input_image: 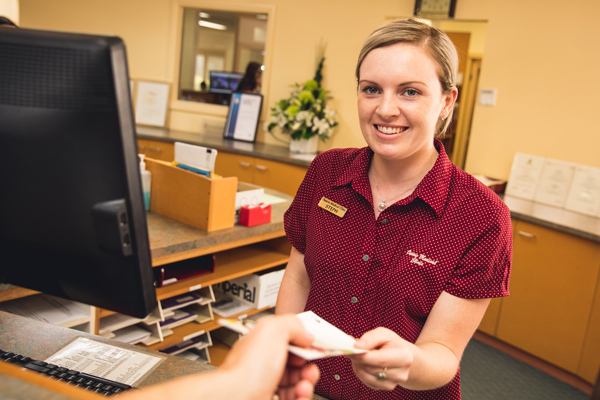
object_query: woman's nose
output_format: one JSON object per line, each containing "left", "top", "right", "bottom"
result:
{"left": 376, "top": 93, "right": 400, "bottom": 119}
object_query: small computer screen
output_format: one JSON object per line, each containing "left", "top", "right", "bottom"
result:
{"left": 209, "top": 71, "right": 244, "bottom": 94}
{"left": 0, "top": 28, "right": 157, "bottom": 318}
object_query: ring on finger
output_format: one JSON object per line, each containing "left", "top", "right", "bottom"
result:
{"left": 375, "top": 367, "right": 387, "bottom": 380}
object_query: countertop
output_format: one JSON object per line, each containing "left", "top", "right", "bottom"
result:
{"left": 137, "top": 126, "right": 315, "bottom": 168}
{"left": 0, "top": 311, "right": 328, "bottom": 400}
{"left": 0, "top": 311, "right": 214, "bottom": 393}
{"left": 504, "top": 195, "right": 600, "bottom": 244}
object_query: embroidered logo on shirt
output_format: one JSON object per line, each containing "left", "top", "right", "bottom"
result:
{"left": 406, "top": 250, "right": 439, "bottom": 266}
{"left": 318, "top": 197, "right": 347, "bottom": 218}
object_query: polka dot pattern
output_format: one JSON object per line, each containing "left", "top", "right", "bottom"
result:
{"left": 284, "top": 140, "right": 513, "bottom": 400}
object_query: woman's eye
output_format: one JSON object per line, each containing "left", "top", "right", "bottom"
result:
{"left": 362, "top": 86, "right": 380, "bottom": 95}
{"left": 404, "top": 89, "right": 419, "bottom": 97}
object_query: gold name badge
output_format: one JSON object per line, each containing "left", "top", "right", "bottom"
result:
{"left": 318, "top": 197, "right": 347, "bottom": 218}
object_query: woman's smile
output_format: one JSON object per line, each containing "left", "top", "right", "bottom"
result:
{"left": 374, "top": 124, "right": 409, "bottom": 135}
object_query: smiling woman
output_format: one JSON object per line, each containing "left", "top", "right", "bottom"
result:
{"left": 276, "top": 18, "right": 512, "bottom": 400}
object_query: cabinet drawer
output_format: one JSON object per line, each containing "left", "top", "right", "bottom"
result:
{"left": 496, "top": 220, "right": 600, "bottom": 373}
{"left": 253, "top": 158, "right": 307, "bottom": 197}
{"left": 214, "top": 151, "right": 308, "bottom": 197}
{"left": 214, "top": 152, "right": 255, "bottom": 183}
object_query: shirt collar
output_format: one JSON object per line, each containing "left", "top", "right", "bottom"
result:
{"left": 333, "top": 139, "right": 453, "bottom": 218}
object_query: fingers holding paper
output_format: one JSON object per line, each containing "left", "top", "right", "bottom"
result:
{"left": 349, "top": 327, "right": 414, "bottom": 391}
{"left": 220, "top": 314, "right": 319, "bottom": 400}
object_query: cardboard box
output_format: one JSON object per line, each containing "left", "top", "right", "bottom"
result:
{"left": 145, "top": 158, "right": 237, "bottom": 232}
{"left": 215, "top": 265, "right": 285, "bottom": 310}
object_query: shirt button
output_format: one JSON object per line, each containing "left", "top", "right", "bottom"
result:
{"left": 334, "top": 374, "right": 341, "bottom": 381}
{"left": 362, "top": 254, "right": 369, "bottom": 262}
{"left": 351, "top": 296, "right": 358, "bottom": 304}
{"left": 381, "top": 218, "right": 389, "bottom": 225}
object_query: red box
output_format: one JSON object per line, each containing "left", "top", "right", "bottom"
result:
{"left": 239, "top": 203, "right": 271, "bottom": 227}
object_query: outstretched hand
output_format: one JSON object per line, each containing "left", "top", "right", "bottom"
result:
{"left": 348, "top": 327, "right": 414, "bottom": 391}
{"left": 220, "top": 314, "right": 320, "bottom": 400}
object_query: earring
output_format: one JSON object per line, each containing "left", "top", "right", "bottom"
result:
{"left": 440, "top": 115, "right": 447, "bottom": 121}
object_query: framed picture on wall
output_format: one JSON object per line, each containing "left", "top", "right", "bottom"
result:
{"left": 135, "top": 81, "right": 170, "bottom": 127}
{"left": 223, "top": 92, "right": 263, "bottom": 143}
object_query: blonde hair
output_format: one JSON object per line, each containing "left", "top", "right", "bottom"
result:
{"left": 356, "top": 19, "right": 458, "bottom": 137}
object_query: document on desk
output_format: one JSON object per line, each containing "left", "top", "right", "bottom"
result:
{"left": 505, "top": 153, "right": 546, "bottom": 200}
{"left": 533, "top": 159, "right": 577, "bottom": 208}
{"left": 45, "top": 337, "right": 166, "bottom": 386}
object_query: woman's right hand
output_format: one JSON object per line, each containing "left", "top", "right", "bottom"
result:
{"left": 348, "top": 327, "right": 414, "bottom": 391}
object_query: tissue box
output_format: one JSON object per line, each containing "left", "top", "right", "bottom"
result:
{"left": 239, "top": 203, "right": 271, "bottom": 227}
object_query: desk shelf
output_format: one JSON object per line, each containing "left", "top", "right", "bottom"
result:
{"left": 155, "top": 237, "right": 290, "bottom": 301}
{"left": 139, "top": 306, "right": 271, "bottom": 352}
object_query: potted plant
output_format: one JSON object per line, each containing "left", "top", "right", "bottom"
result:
{"left": 266, "top": 52, "right": 338, "bottom": 154}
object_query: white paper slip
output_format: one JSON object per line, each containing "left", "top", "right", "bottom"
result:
{"left": 294, "top": 311, "right": 367, "bottom": 359}
{"left": 0, "top": 293, "right": 89, "bottom": 327}
{"left": 505, "top": 153, "right": 546, "bottom": 200}
{"left": 45, "top": 337, "right": 165, "bottom": 387}
{"left": 262, "top": 193, "right": 288, "bottom": 205}
{"left": 564, "top": 165, "right": 600, "bottom": 217}
{"left": 98, "top": 313, "right": 144, "bottom": 336}
{"left": 112, "top": 325, "right": 152, "bottom": 345}
{"left": 533, "top": 159, "right": 577, "bottom": 208}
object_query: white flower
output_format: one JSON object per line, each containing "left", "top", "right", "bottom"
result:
{"left": 312, "top": 117, "right": 331, "bottom": 136}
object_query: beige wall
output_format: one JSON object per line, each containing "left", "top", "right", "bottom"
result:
{"left": 19, "top": 0, "right": 600, "bottom": 179}
{"left": 457, "top": 0, "right": 600, "bottom": 177}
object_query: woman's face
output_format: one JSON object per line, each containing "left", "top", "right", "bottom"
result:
{"left": 357, "top": 42, "right": 456, "bottom": 163}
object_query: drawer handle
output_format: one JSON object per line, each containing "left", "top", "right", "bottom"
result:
{"left": 239, "top": 162, "right": 251, "bottom": 167}
{"left": 517, "top": 231, "right": 536, "bottom": 238}
{"left": 149, "top": 147, "right": 162, "bottom": 152}
{"left": 255, "top": 165, "right": 268, "bottom": 171}
{"left": 138, "top": 145, "right": 145, "bottom": 150}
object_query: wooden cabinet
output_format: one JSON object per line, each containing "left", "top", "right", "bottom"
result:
{"left": 477, "top": 297, "right": 503, "bottom": 336}
{"left": 215, "top": 151, "right": 308, "bottom": 197}
{"left": 137, "top": 139, "right": 174, "bottom": 162}
{"left": 579, "top": 274, "right": 600, "bottom": 383}
{"left": 494, "top": 219, "right": 600, "bottom": 374}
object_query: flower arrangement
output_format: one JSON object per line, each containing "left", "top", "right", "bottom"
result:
{"left": 266, "top": 55, "right": 338, "bottom": 142}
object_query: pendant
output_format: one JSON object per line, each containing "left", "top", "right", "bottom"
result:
{"left": 377, "top": 202, "right": 387, "bottom": 212}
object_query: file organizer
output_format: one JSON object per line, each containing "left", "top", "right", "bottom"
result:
{"left": 154, "top": 255, "right": 215, "bottom": 288}
{"left": 145, "top": 158, "right": 238, "bottom": 232}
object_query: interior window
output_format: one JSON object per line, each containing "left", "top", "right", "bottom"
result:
{"left": 178, "top": 8, "right": 267, "bottom": 106}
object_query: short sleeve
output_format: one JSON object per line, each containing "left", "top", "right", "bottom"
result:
{"left": 283, "top": 154, "right": 321, "bottom": 254}
{"left": 444, "top": 201, "right": 512, "bottom": 299}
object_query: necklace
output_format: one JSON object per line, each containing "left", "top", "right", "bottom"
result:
{"left": 371, "top": 171, "right": 420, "bottom": 212}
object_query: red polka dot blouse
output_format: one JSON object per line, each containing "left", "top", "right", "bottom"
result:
{"left": 284, "top": 140, "right": 512, "bottom": 400}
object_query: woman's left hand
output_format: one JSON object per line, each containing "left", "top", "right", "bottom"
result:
{"left": 348, "top": 327, "right": 414, "bottom": 391}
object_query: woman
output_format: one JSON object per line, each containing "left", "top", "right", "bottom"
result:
{"left": 236, "top": 61, "right": 262, "bottom": 93}
{"left": 276, "top": 19, "right": 512, "bottom": 399}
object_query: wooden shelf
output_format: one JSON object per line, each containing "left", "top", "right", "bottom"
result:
{"left": 0, "top": 286, "right": 39, "bottom": 303}
{"left": 138, "top": 306, "right": 271, "bottom": 352}
{"left": 155, "top": 238, "right": 290, "bottom": 301}
{"left": 208, "top": 340, "right": 230, "bottom": 368}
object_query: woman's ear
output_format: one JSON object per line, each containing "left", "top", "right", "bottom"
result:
{"left": 442, "top": 87, "right": 458, "bottom": 117}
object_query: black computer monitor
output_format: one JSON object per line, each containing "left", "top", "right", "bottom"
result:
{"left": 209, "top": 70, "right": 244, "bottom": 94}
{"left": 0, "top": 28, "right": 157, "bottom": 318}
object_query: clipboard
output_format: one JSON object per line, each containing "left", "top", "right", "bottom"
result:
{"left": 223, "top": 92, "right": 263, "bottom": 143}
